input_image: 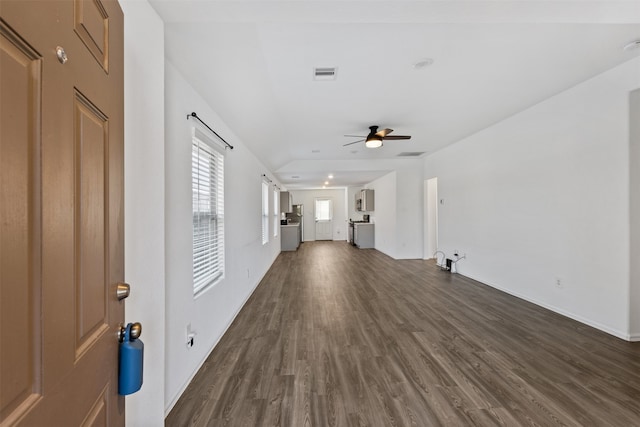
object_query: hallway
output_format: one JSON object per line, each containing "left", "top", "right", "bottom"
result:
{"left": 166, "top": 242, "right": 640, "bottom": 426}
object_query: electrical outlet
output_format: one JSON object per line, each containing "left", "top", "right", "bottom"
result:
{"left": 186, "top": 323, "right": 196, "bottom": 348}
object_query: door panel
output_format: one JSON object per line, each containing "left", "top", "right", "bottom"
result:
{"left": 75, "top": 90, "right": 110, "bottom": 359}
{"left": 0, "top": 0, "right": 124, "bottom": 425}
{"left": 74, "top": 0, "right": 110, "bottom": 71}
{"left": 314, "top": 199, "right": 333, "bottom": 240}
{"left": 0, "top": 21, "right": 43, "bottom": 423}
{"left": 81, "top": 385, "right": 109, "bottom": 427}
{"left": 315, "top": 220, "right": 332, "bottom": 240}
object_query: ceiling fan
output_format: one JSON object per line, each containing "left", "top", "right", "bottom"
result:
{"left": 343, "top": 125, "right": 412, "bottom": 148}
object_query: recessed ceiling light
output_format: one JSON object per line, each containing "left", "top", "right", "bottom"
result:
{"left": 324, "top": 181, "right": 329, "bottom": 185}
{"left": 328, "top": 174, "right": 334, "bottom": 179}
{"left": 623, "top": 40, "right": 640, "bottom": 51}
{"left": 413, "top": 58, "right": 434, "bottom": 69}
{"left": 322, "top": 186, "right": 326, "bottom": 189}
{"left": 291, "top": 175, "right": 300, "bottom": 179}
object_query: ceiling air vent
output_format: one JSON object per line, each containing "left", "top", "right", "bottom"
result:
{"left": 313, "top": 67, "right": 337, "bottom": 81}
{"left": 397, "top": 152, "right": 426, "bottom": 157}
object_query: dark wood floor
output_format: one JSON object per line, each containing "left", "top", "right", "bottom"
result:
{"left": 166, "top": 241, "right": 640, "bottom": 426}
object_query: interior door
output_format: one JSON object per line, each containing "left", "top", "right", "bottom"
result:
{"left": 0, "top": 0, "right": 125, "bottom": 425}
{"left": 314, "top": 198, "right": 333, "bottom": 240}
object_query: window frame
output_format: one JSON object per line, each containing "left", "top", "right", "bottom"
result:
{"left": 273, "top": 188, "right": 279, "bottom": 237}
{"left": 261, "top": 180, "right": 269, "bottom": 245}
{"left": 192, "top": 127, "right": 225, "bottom": 296}
{"left": 315, "top": 198, "right": 333, "bottom": 221}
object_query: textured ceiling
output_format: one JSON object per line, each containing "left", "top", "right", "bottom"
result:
{"left": 151, "top": 0, "right": 640, "bottom": 189}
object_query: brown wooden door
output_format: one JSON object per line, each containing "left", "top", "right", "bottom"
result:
{"left": 1, "top": 0, "right": 124, "bottom": 425}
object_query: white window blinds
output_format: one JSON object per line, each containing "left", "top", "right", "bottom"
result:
{"left": 192, "top": 128, "right": 225, "bottom": 295}
{"left": 262, "top": 181, "right": 269, "bottom": 244}
{"left": 273, "top": 189, "right": 278, "bottom": 237}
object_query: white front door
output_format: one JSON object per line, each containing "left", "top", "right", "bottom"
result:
{"left": 315, "top": 198, "right": 333, "bottom": 240}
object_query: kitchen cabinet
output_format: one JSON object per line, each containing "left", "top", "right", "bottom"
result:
{"left": 354, "top": 223, "right": 374, "bottom": 248}
{"left": 281, "top": 223, "right": 300, "bottom": 251}
{"left": 280, "top": 191, "right": 293, "bottom": 213}
{"left": 356, "top": 189, "right": 375, "bottom": 212}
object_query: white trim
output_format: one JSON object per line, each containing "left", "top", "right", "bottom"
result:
{"left": 191, "top": 128, "right": 225, "bottom": 296}
{"left": 261, "top": 180, "right": 269, "bottom": 245}
{"left": 164, "top": 250, "right": 279, "bottom": 415}
{"left": 460, "top": 272, "right": 634, "bottom": 342}
{"left": 193, "top": 124, "right": 226, "bottom": 154}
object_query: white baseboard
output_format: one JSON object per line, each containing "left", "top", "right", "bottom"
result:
{"left": 164, "top": 252, "right": 278, "bottom": 416}
{"left": 460, "top": 272, "right": 634, "bottom": 342}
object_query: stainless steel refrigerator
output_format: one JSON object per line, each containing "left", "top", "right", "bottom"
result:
{"left": 285, "top": 204, "right": 304, "bottom": 242}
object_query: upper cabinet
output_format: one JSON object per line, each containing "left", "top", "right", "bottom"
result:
{"left": 280, "top": 191, "right": 293, "bottom": 213}
{"left": 356, "top": 189, "right": 374, "bottom": 212}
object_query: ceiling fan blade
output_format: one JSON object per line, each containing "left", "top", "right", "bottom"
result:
{"left": 343, "top": 134, "right": 365, "bottom": 138}
{"left": 376, "top": 128, "right": 394, "bottom": 137}
{"left": 382, "top": 135, "right": 411, "bottom": 140}
{"left": 343, "top": 139, "right": 365, "bottom": 146}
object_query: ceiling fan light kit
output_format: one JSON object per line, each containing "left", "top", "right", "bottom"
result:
{"left": 365, "top": 135, "right": 383, "bottom": 148}
{"left": 344, "top": 125, "right": 412, "bottom": 148}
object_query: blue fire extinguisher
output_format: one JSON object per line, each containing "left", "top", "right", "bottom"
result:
{"left": 118, "top": 322, "right": 144, "bottom": 395}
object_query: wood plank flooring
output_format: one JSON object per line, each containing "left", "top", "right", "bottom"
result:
{"left": 166, "top": 241, "right": 640, "bottom": 426}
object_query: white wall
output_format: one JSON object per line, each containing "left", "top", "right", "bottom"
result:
{"left": 121, "top": 1, "right": 166, "bottom": 425}
{"left": 630, "top": 88, "right": 640, "bottom": 340}
{"left": 424, "top": 57, "right": 640, "bottom": 340}
{"left": 394, "top": 163, "right": 424, "bottom": 259}
{"left": 164, "top": 61, "right": 283, "bottom": 411}
{"left": 368, "top": 172, "right": 397, "bottom": 258}
{"left": 366, "top": 159, "right": 424, "bottom": 260}
{"left": 289, "top": 189, "right": 347, "bottom": 241}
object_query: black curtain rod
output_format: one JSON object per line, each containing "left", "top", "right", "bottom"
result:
{"left": 262, "top": 174, "right": 281, "bottom": 190}
{"left": 187, "top": 112, "right": 234, "bottom": 150}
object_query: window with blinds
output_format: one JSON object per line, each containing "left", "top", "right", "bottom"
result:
{"left": 273, "top": 189, "right": 278, "bottom": 237}
{"left": 192, "top": 128, "right": 225, "bottom": 295}
{"left": 262, "top": 181, "right": 269, "bottom": 244}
